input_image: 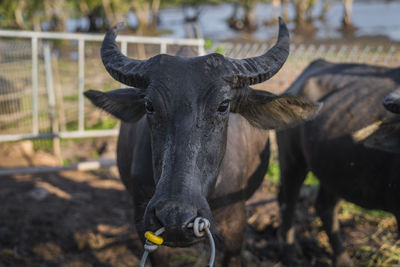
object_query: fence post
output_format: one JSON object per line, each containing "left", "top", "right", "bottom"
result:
{"left": 44, "top": 42, "right": 61, "bottom": 163}
{"left": 120, "top": 40, "right": 128, "bottom": 88}
{"left": 198, "top": 39, "right": 205, "bottom": 56}
{"left": 160, "top": 42, "right": 167, "bottom": 54}
{"left": 52, "top": 52, "right": 66, "bottom": 132}
{"left": 31, "top": 37, "right": 39, "bottom": 135}
{"left": 78, "top": 38, "right": 85, "bottom": 132}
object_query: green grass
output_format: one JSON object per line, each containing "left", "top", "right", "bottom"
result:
{"left": 205, "top": 38, "right": 225, "bottom": 55}
{"left": 63, "top": 95, "right": 78, "bottom": 102}
{"left": 214, "top": 46, "right": 225, "bottom": 55}
{"left": 304, "top": 172, "right": 319, "bottom": 187}
{"left": 339, "top": 201, "right": 393, "bottom": 219}
{"left": 62, "top": 116, "right": 118, "bottom": 132}
{"left": 65, "top": 120, "right": 78, "bottom": 131}
{"left": 87, "top": 117, "right": 119, "bottom": 130}
{"left": 32, "top": 138, "right": 54, "bottom": 152}
{"left": 204, "top": 39, "right": 213, "bottom": 50}
{"left": 170, "top": 253, "right": 198, "bottom": 264}
{"left": 265, "top": 160, "right": 319, "bottom": 187}
{"left": 265, "top": 160, "right": 280, "bottom": 183}
{"left": 87, "top": 80, "right": 120, "bottom": 92}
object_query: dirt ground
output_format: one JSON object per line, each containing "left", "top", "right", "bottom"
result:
{"left": 0, "top": 140, "right": 399, "bottom": 267}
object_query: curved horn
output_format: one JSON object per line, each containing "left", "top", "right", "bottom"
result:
{"left": 383, "top": 89, "right": 400, "bottom": 114}
{"left": 225, "top": 17, "right": 290, "bottom": 88}
{"left": 101, "top": 23, "right": 150, "bottom": 88}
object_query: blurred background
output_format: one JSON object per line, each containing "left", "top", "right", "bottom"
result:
{"left": 1, "top": 0, "right": 400, "bottom": 42}
{"left": 0, "top": 1, "right": 399, "bottom": 267}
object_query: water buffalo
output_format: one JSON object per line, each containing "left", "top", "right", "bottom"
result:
{"left": 84, "top": 19, "right": 319, "bottom": 266}
{"left": 277, "top": 59, "right": 400, "bottom": 266}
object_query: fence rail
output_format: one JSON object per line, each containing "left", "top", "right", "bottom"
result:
{"left": 0, "top": 30, "right": 205, "bottom": 142}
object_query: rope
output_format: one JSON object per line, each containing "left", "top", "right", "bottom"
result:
{"left": 187, "top": 217, "right": 215, "bottom": 267}
{"left": 140, "top": 227, "right": 165, "bottom": 267}
{"left": 140, "top": 217, "right": 215, "bottom": 267}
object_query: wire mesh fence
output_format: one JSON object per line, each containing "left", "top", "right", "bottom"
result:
{"left": 0, "top": 39, "right": 32, "bottom": 135}
{"left": 0, "top": 31, "right": 204, "bottom": 142}
{"left": 0, "top": 30, "right": 398, "bottom": 142}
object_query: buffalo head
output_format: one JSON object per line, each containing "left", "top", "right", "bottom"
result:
{"left": 354, "top": 88, "right": 400, "bottom": 153}
{"left": 85, "top": 18, "right": 320, "bottom": 247}
{"left": 384, "top": 88, "right": 400, "bottom": 114}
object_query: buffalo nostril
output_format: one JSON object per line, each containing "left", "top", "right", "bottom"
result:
{"left": 154, "top": 203, "right": 197, "bottom": 232}
{"left": 152, "top": 207, "right": 197, "bottom": 245}
{"left": 144, "top": 207, "right": 163, "bottom": 230}
{"left": 155, "top": 209, "right": 196, "bottom": 229}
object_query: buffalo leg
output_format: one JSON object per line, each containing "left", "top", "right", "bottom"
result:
{"left": 315, "top": 187, "right": 353, "bottom": 267}
{"left": 277, "top": 163, "right": 308, "bottom": 266}
{"left": 216, "top": 201, "right": 247, "bottom": 267}
{"left": 395, "top": 213, "right": 400, "bottom": 239}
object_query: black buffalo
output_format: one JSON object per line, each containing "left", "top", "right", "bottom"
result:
{"left": 85, "top": 19, "right": 319, "bottom": 266}
{"left": 277, "top": 59, "right": 400, "bottom": 266}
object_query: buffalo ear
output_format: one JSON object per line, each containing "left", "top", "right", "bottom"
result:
{"left": 84, "top": 88, "right": 145, "bottom": 122}
{"left": 232, "top": 89, "right": 322, "bottom": 130}
{"left": 354, "top": 117, "right": 400, "bottom": 154}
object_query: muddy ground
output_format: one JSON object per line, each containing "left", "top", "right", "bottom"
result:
{"left": 0, "top": 140, "right": 399, "bottom": 267}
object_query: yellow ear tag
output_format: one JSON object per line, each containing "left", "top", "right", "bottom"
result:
{"left": 145, "top": 231, "right": 164, "bottom": 245}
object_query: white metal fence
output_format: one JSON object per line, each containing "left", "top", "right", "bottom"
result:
{"left": 0, "top": 30, "right": 205, "bottom": 142}
{"left": 0, "top": 29, "right": 399, "bottom": 143}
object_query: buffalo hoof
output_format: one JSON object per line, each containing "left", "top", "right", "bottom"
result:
{"left": 335, "top": 251, "right": 354, "bottom": 267}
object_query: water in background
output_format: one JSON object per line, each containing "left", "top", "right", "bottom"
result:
{"left": 154, "top": 1, "right": 400, "bottom": 42}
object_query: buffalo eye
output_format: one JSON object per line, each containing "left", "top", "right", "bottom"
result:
{"left": 145, "top": 100, "right": 154, "bottom": 114}
{"left": 217, "top": 100, "right": 230, "bottom": 114}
